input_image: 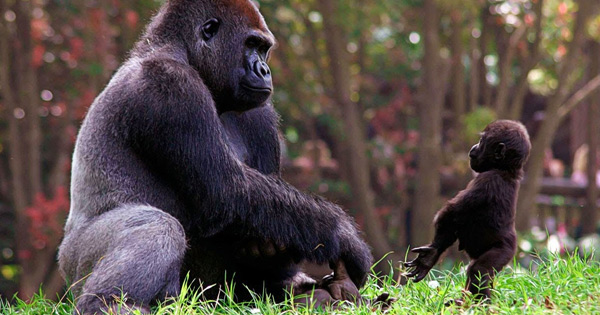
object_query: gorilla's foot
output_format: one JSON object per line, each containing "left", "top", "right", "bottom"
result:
{"left": 293, "top": 288, "right": 335, "bottom": 310}
{"left": 106, "top": 301, "right": 151, "bottom": 315}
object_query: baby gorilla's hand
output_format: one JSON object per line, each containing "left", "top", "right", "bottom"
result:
{"left": 403, "top": 246, "right": 439, "bottom": 282}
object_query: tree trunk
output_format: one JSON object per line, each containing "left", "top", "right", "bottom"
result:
{"left": 480, "top": 7, "right": 492, "bottom": 107}
{"left": 450, "top": 10, "right": 466, "bottom": 145}
{"left": 317, "top": 0, "right": 397, "bottom": 264}
{"left": 411, "top": 0, "right": 445, "bottom": 246}
{"left": 468, "top": 20, "right": 480, "bottom": 112}
{"left": 4, "top": 0, "right": 66, "bottom": 300}
{"left": 14, "top": 0, "right": 43, "bottom": 200}
{"left": 495, "top": 25, "right": 526, "bottom": 117}
{"left": 2, "top": 0, "right": 38, "bottom": 300}
{"left": 0, "top": 2, "right": 27, "bottom": 213}
{"left": 582, "top": 41, "right": 599, "bottom": 235}
{"left": 516, "top": 0, "right": 596, "bottom": 231}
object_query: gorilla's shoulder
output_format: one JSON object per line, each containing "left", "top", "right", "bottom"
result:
{"left": 140, "top": 57, "right": 198, "bottom": 84}
{"left": 131, "top": 56, "right": 208, "bottom": 100}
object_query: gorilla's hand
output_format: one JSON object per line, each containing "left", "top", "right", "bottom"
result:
{"left": 322, "top": 260, "right": 362, "bottom": 303}
{"left": 325, "top": 276, "right": 361, "bottom": 303}
{"left": 293, "top": 288, "right": 335, "bottom": 309}
{"left": 403, "top": 246, "right": 440, "bottom": 282}
{"left": 335, "top": 221, "right": 373, "bottom": 288}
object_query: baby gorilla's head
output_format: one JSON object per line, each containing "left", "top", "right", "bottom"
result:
{"left": 469, "top": 120, "right": 531, "bottom": 174}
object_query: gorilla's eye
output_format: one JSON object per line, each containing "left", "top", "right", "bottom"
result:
{"left": 201, "top": 18, "right": 220, "bottom": 41}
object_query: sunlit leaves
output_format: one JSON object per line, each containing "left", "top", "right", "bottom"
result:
{"left": 435, "top": 0, "right": 483, "bottom": 16}
{"left": 588, "top": 14, "right": 600, "bottom": 40}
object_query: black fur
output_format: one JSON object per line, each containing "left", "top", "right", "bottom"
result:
{"left": 405, "top": 120, "right": 531, "bottom": 300}
{"left": 58, "top": 1, "right": 372, "bottom": 313}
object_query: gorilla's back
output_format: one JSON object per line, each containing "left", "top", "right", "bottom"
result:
{"left": 65, "top": 60, "right": 188, "bottom": 235}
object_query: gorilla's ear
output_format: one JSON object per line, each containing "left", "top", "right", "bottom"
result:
{"left": 494, "top": 143, "right": 506, "bottom": 160}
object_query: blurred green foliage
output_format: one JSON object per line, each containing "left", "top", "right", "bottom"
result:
{"left": 462, "top": 107, "right": 497, "bottom": 144}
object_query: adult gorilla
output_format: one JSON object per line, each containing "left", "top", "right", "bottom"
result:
{"left": 58, "top": 0, "right": 372, "bottom": 313}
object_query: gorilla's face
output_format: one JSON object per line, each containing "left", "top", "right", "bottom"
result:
{"left": 235, "top": 27, "right": 274, "bottom": 108}
{"left": 468, "top": 137, "right": 496, "bottom": 173}
{"left": 190, "top": 1, "right": 275, "bottom": 114}
{"left": 469, "top": 120, "right": 531, "bottom": 173}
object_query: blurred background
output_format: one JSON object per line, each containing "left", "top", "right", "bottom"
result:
{"left": 0, "top": 0, "right": 599, "bottom": 301}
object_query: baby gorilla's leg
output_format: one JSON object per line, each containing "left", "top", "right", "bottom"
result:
{"left": 466, "top": 245, "right": 514, "bottom": 300}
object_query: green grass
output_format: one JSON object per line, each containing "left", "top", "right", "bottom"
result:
{"left": 2, "top": 252, "right": 599, "bottom": 314}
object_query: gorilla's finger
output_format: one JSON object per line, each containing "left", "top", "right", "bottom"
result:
{"left": 321, "top": 273, "right": 334, "bottom": 284}
{"left": 249, "top": 242, "right": 261, "bottom": 257}
{"left": 277, "top": 243, "right": 287, "bottom": 252}
{"left": 328, "top": 283, "right": 342, "bottom": 300}
{"left": 342, "top": 289, "right": 360, "bottom": 303}
{"left": 404, "top": 259, "right": 417, "bottom": 267}
{"left": 413, "top": 272, "right": 428, "bottom": 282}
{"left": 404, "top": 270, "right": 418, "bottom": 278}
{"left": 261, "top": 241, "right": 276, "bottom": 256}
{"left": 411, "top": 246, "right": 432, "bottom": 253}
{"left": 294, "top": 289, "right": 333, "bottom": 309}
{"left": 371, "top": 292, "right": 395, "bottom": 310}
{"left": 373, "top": 292, "right": 389, "bottom": 303}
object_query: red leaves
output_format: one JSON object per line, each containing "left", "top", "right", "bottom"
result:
{"left": 30, "top": 18, "right": 48, "bottom": 42}
{"left": 31, "top": 44, "right": 45, "bottom": 68}
{"left": 125, "top": 10, "right": 139, "bottom": 29}
{"left": 557, "top": 2, "right": 568, "bottom": 16}
{"left": 89, "top": 8, "right": 106, "bottom": 34}
{"left": 69, "top": 37, "right": 84, "bottom": 61}
{"left": 24, "top": 186, "right": 69, "bottom": 251}
{"left": 30, "top": 13, "right": 50, "bottom": 68}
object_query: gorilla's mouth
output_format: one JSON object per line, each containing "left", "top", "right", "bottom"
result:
{"left": 241, "top": 83, "right": 272, "bottom": 93}
{"left": 469, "top": 158, "right": 480, "bottom": 169}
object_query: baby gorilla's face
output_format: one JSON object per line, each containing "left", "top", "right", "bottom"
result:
{"left": 468, "top": 140, "right": 486, "bottom": 172}
{"left": 468, "top": 137, "right": 496, "bottom": 173}
{"left": 469, "top": 120, "right": 531, "bottom": 173}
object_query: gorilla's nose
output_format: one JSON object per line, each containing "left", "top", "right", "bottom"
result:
{"left": 469, "top": 145, "right": 478, "bottom": 158}
{"left": 254, "top": 60, "right": 271, "bottom": 78}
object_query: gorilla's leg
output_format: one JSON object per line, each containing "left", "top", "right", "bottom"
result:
{"left": 466, "top": 246, "right": 514, "bottom": 300}
{"left": 62, "top": 205, "right": 186, "bottom": 314}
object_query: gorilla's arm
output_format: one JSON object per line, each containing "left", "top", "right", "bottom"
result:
{"left": 404, "top": 203, "right": 456, "bottom": 282}
{"left": 128, "top": 58, "right": 371, "bottom": 286}
{"left": 405, "top": 184, "right": 482, "bottom": 282}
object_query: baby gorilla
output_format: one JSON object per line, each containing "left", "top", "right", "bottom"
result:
{"left": 405, "top": 120, "right": 531, "bottom": 300}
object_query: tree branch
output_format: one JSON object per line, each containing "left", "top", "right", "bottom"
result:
{"left": 558, "top": 74, "right": 600, "bottom": 119}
